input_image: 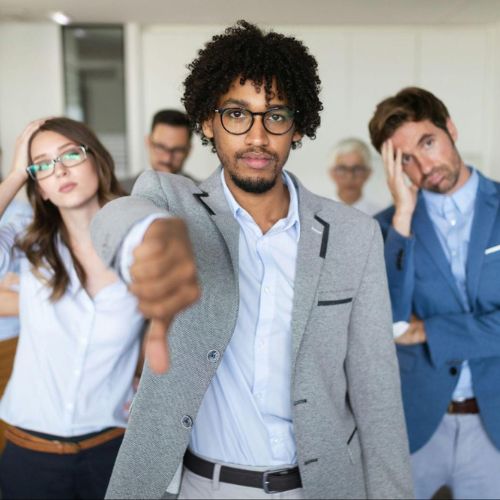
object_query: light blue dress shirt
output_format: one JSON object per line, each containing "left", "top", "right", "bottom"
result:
{"left": 189, "top": 171, "right": 300, "bottom": 467}
{"left": 423, "top": 167, "right": 479, "bottom": 401}
{"left": 0, "top": 200, "right": 32, "bottom": 341}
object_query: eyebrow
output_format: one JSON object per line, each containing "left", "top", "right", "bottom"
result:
{"left": 219, "top": 98, "right": 288, "bottom": 109}
{"left": 32, "top": 142, "right": 76, "bottom": 162}
{"left": 417, "top": 133, "right": 434, "bottom": 147}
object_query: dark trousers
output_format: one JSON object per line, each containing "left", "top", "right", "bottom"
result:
{"left": 0, "top": 434, "right": 123, "bottom": 499}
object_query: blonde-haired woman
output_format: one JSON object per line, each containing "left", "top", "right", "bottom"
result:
{"left": 0, "top": 118, "right": 144, "bottom": 499}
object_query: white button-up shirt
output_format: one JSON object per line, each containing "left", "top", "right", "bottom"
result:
{"left": 189, "top": 171, "right": 300, "bottom": 466}
{"left": 0, "top": 218, "right": 143, "bottom": 436}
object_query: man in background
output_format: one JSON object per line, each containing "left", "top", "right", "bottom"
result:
{"left": 329, "top": 137, "right": 382, "bottom": 216}
{"left": 371, "top": 86, "right": 500, "bottom": 498}
{"left": 121, "top": 109, "right": 194, "bottom": 192}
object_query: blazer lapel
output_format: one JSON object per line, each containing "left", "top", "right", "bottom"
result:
{"left": 466, "top": 174, "right": 499, "bottom": 305}
{"left": 196, "top": 167, "right": 240, "bottom": 277}
{"left": 412, "top": 196, "right": 463, "bottom": 305}
{"left": 290, "top": 177, "right": 328, "bottom": 367}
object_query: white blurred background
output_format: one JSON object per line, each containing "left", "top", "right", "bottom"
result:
{"left": 1, "top": 0, "right": 500, "bottom": 207}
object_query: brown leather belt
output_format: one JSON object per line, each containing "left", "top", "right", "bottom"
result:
{"left": 184, "top": 449, "right": 302, "bottom": 494}
{"left": 5, "top": 425, "right": 125, "bottom": 454}
{"left": 447, "top": 398, "right": 479, "bottom": 414}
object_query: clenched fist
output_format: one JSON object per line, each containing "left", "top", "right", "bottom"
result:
{"left": 129, "top": 218, "right": 200, "bottom": 374}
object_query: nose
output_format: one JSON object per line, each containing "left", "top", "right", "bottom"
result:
{"left": 416, "top": 154, "right": 434, "bottom": 175}
{"left": 244, "top": 116, "right": 269, "bottom": 147}
{"left": 54, "top": 161, "right": 68, "bottom": 178}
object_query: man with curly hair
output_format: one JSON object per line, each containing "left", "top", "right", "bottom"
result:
{"left": 93, "top": 21, "right": 412, "bottom": 499}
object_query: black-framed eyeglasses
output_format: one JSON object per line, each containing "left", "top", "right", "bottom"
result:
{"left": 150, "top": 141, "right": 189, "bottom": 159}
{"left": 333, "top": 165, "right": 370, "bottom": 178}
{"left": 214, "top": 107, "right": 297, "bottom": 136}
{"left": 27, "top": 145, "right": 89, "bottom": 181}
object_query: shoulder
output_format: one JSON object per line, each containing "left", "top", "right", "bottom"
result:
{"left": 294, "top": 177, "right": 380, "bottom": 244}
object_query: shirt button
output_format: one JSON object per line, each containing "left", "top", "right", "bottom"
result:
{"left": 181, "top": 415, "right": 193, "bottom": 429}
{"left": 264, "top": 287, "right": 270, "bottom": 294}
{"left": 450, "top": 220, "right": 456, "bottom": 226}
{"left": 207, "top": 350, "right": 220, "bottom": 363}
{"left": 449, "top": 367, "right": 458, "bottom": 376}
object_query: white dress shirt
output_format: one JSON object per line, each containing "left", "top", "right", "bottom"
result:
{"left": 0, "top": 200, "right": 32, "bottom": 341}
{"left": 189, "top": 171, "right": 300, "bottom": 467}
{"left": 0, "top": 218, "right": 143, "bottom": 436}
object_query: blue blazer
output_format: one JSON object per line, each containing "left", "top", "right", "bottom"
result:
{"left": 376, "top": 171, "right": 500, "bottom": 453}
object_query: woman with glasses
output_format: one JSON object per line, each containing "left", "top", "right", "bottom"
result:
{"left": 0, "top": 117, "right": 144, "bottom": 499}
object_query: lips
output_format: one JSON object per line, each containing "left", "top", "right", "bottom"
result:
{"left": 239, "top": 152, "right": 275, "bottom": 170}
{"left": 427, "top": 173, "right": 443, "bottom": 186}
{"left": 59, "top": 182, "right": 77, "bottom": 193}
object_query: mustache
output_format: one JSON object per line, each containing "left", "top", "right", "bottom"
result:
{"left": 422, "top": 166, "right": 446, "bottom": 183}
{"left": 235, "top": 148, "right": 278, "bottom": 160}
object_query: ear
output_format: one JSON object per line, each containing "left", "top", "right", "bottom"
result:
{"left": 145, "top": 134, "right": 151, "bottom": 148}
{"left": 202, "top": 119, "right": 214, "bottom": 140}
{"left": 292, "top": 130, "right": 303, "bottom": 143}
{"left": 446, "top": 118, "right": 458, "bottom": 142}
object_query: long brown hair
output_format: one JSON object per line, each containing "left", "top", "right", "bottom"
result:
{"left": 17, "top": 117, "right": 125, "bottom": 301}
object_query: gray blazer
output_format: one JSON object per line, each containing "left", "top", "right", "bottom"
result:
{"left": 92, "top": 168, "right": 413, "bottom": 499}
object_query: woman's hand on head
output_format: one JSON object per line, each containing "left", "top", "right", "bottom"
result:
{"left": 10, "top": 118, "right": 48, "bottom": 182}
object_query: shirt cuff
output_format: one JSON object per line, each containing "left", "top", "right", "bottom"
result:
{"left": 393, "top": 321, "right": 409, "bottom": 339}
{"left": 119, "top": 213, "right": 170, "bottom": 283}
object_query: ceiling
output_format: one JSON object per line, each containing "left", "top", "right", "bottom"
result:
{"left": 1, "top": 0, "right": 500, "bottom": 26}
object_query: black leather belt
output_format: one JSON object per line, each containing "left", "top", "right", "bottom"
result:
{"left": 183, "top": 449, "right": 302, "bottom": 494}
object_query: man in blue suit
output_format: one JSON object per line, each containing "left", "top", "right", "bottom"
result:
{"left": 370, "top": 87, "right": 500, "bottom": 499}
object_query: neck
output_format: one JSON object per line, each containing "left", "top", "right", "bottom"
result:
{"left": 224, "top": 171, "right": 290, "bottom": 234}
{"left": 59, "top": 200, "right": 100, "bottom": 248}
{"left": 338, "top": 189, "right": 362, "bottom": 205}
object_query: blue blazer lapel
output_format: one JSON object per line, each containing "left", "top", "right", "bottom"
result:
{"left": 466, "top": 173, "right": 499, "bottom": 305}
{"left": 412, "top": 195, "right": 463, "bottom": 305}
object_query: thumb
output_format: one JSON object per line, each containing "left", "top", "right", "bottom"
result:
{"left": 145, "top": 318, "right": 171, "bottom": 374}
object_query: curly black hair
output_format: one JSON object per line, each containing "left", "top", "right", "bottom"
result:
{"left": 182, "top": 20, "right": 323, "bottom": 149}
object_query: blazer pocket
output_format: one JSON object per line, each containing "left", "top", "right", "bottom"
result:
{"left": 484, "top": 245, "right": 500, "bottom": 263}
{"left": 317, "top": 289, "right": 354, "bottom": 307}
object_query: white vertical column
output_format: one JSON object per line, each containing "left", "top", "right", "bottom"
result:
{"left": 124, "top": 23, "right": 145, "bottom": 177}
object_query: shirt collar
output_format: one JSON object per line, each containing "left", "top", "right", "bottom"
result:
{"left": 423, "top": 167, "right": 479, "bottom": 217}
{"left": 220, "top": 169, "right": 300, "bottom": 241}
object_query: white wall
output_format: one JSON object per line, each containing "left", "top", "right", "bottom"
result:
{"left": 138, "top": 23, "right": 500, "bottom": 207}
{"left": 0, "top": 21, "right": 499, "bottom": 209}
{"left": 0, "top": 22, "right": 64, "bottom": 179}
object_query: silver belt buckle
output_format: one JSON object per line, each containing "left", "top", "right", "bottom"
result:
{"left": 263, "top": 468, "right": 292, "bottom": 494}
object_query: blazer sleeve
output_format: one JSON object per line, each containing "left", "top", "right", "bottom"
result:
{"left": 425, "top": 309, "right": 500, "bottom": 366}
{"left": 345, "top": 221, "right": 414, "bottom": 499}
{"left": 91, "top": 170, "right": 172, "bottom": 269}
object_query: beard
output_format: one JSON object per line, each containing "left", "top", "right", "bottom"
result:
{"left": 421, "top": 147, "right": 463, "bottom": 194}
{"left": 228, "top": 170, "right": 278, "bottom": 193}
{"left": 216, "top": 144, "right": 286, "bottom": 194}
